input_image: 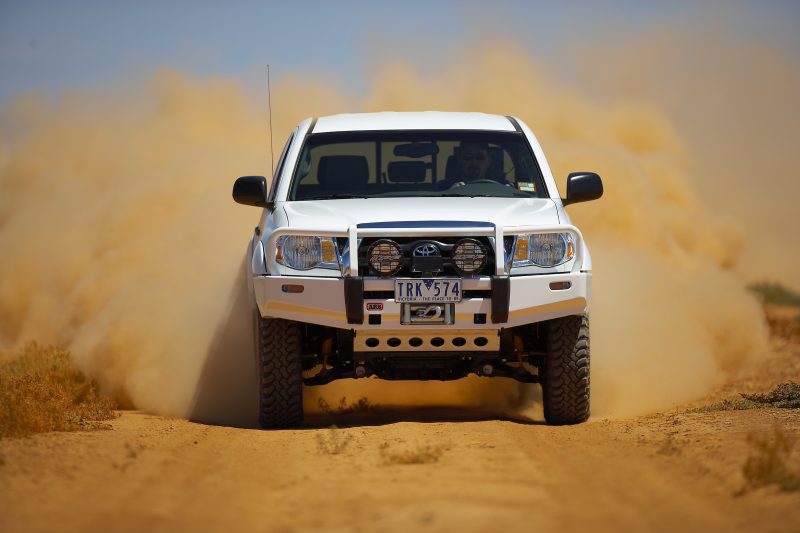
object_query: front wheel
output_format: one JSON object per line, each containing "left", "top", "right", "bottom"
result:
{"left": 257, "top": 317, "right": 304, "bottom": 429}
{"left": 542, "top": 315, "right": 590, "bottom": 425}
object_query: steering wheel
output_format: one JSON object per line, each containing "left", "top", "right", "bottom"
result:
{"left": 446, "top": 178, "right": 512, "bottom": 191}
{"left": 465, "top": 178, "right": 514, "bottom": 188}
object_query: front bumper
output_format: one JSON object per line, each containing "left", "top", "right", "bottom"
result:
{"left": 253, "top": 271, "right": 590, "bottom": 331}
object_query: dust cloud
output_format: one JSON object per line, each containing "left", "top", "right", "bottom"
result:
{"left": 566, "top": 24, "right": 800, "bottom": 289}
{"left": 0, "top": 41, "right": 769, "bottom": 420}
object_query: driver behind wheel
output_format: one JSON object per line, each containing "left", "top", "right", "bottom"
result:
{"left": 440, "top": 141, "right": 505, "bottom": 189}
{"left": 457, "top": 141, "right": 491, "bottom": 182}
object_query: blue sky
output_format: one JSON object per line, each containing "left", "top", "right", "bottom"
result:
{"left": 2, "top": 0, "right": 798, "bottom": 104}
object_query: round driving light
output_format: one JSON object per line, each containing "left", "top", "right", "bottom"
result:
{"left": 367, "top": 239, "right": 402, "bottom": 275}
{"left": 452, "top": 238, "right": 487, "bottom": 274}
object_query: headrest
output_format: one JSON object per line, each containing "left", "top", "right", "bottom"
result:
{"left": 388, "top": 161, "right": 427, "bottom": 183}
{"left": 445, "top": 155, "right": 458, "bottom": 180}
{"left": 318, "top": 156, "right": 369, "bottom": 191}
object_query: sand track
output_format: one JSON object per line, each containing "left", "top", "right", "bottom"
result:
{"left": 2, "top": 328, "right": 799, "bottom": 532}
{"left": 1, "top": 401, "right": 798, "bottom": 532}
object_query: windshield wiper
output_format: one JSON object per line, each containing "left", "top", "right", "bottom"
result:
{"left": 414, "top": 193, "right": 469, "bottom": 197}
{"left": 302, "top": 194, "right": 369, "bottom": 200}
{"left": 421, "top": 193, "right": 513, "bottom": 198}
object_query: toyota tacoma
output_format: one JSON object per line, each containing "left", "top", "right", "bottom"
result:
{"left": 232, "top": 112, "right": 603, "bottom": 428}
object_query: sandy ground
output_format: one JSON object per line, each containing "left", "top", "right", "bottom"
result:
{"left": 1, "top": 332, "right": 799, "bottom": 532}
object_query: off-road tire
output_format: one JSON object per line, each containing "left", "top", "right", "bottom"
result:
{"left": 542, "top": 314, "right": 590, "bottom": 425}
{"left": 257, "top": 317, "right": 304, "bottom": 429}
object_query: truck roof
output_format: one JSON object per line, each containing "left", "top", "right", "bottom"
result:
{"left": 312, "top": 111, "right": 517, "bottom": 133}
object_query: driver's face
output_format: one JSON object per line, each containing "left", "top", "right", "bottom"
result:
{"left": 458, "top": 146, "right": 490, "bottom": 181}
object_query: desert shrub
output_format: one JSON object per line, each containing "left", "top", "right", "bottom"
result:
{"left": 691, "top": 382, "right": 800, "bottom": 412}
{"left": 0, "top": 343, "right": 116, "bottom": 439}
{"left": 748, "top": 281, "right": 800, "bottom": 308}
{"left": 316, "top": 425, "right": 353, "bottom": 455}
{"left": 378, "top": 441, "right": 447, "bottom": 465}
{"left": 741, "top": 382, "right": 800, "bottom": 409}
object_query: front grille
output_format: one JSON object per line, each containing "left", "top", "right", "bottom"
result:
{"left": 358, "top": 236, "right": 497, "bottom": 277}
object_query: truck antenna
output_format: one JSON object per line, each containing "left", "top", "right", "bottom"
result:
{"left": 267, "top": 64, "right": 274, "bottom": 173}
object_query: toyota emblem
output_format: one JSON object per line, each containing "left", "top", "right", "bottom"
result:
{"left": 412, "top": 243, "right": 440, "bottom": 257}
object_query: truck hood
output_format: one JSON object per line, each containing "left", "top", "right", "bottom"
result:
{"left": 281, "top": 197, "right": 561, "bottom": 230}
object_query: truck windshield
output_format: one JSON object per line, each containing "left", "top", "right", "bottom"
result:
{"left": 287, "top": 130, "right": 547, "bottom": 200}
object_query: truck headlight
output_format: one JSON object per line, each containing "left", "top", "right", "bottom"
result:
{"left": 276, "top": 236, "right": 340, "bottom": 270}
{"left": 512, "top": 233, "right": 574, "bottom": 268}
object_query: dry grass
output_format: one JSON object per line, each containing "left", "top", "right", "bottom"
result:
{"left": 657, "top": 434, "right": 681, "bottom": 456}
{"left": 739, "top": 426, "right": 800, "bottom": 494}
{"left": 315, "top": 425, "right": 353, "bottom": 455}
{"left": 317, "top": 396, "right": 374, "bottom": 416}
{"left": 112, "top": 442, "right": 147, "bottom": 471}
{"left": 741, "top": 382, "right": 800, "bottom": 409}
{"left": 378, "top": 441, "right": 448, "bottom": 465}
{"left": 690, "top": 382, "right": 800, "bottom": 413}
{"left": 0, "top": 343, "right": 117, "bottom": 439}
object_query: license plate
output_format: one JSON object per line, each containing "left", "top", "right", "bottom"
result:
{"left": 394, "top": 278, "right": 462, "bottom": 303}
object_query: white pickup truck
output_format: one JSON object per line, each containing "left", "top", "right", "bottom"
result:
{"left": 233, "top": 111, "right": 602, "bottom": 428}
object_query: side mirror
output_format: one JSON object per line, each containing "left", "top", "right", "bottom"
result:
{"left": 563, "top": 172, "right": 603, "bottom": 206}
{"left": 232, "top": 176, "right": 273, "bottom": 209}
